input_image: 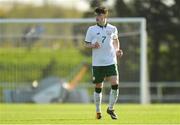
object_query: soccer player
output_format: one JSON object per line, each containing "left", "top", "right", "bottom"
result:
{"left": 84, "top": 7, "right": 123, "bottom": 119}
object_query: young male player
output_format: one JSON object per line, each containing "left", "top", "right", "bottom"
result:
{"left": 84, "top": 7, "right": 123, "bottom": 119}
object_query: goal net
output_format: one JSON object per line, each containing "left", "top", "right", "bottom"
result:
{"left": 0, "top": 18, "right": 149, "bottom": 104}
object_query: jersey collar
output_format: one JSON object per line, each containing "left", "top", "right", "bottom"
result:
{"left": 97, "top": 23, "right": 108, "bottom": 28}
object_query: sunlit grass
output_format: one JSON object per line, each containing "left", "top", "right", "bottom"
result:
{"left": 0, "top": 104, "right": 180, "bottom": 124}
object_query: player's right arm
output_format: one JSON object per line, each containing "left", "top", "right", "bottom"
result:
{"left": 84, "top": 27, "right": 100, "bottom": 49}
{"left": 85, "top": 42, "right": 100, "bottom": 49}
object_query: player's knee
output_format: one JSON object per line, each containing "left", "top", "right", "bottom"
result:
{"left": 111, "top": 80, "right": 119, "bottom": 86}
{"left": 111, "top": 84, "right": 119, "bottom": 90}
{"left": 95, "top": 87, "right": 102, "bottom": 93}
{"left": 109, "top": 76, "right": 119, "bottom": 85}
{"left": 95, "top": 83, "right": 102, "bottom": 88}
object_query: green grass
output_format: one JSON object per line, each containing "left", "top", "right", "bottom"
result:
{"left": 0, "top": 104, "right": 180, "bottom": 124}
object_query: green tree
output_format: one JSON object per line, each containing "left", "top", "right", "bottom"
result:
{"left": 115, "top": 0, "right": 180, "bottom": 81}
{"left": 84, "top": 0, "right": 107, "bottom": 17}
{"left": 115, "top": 0, "right": 132, "bottom": 17}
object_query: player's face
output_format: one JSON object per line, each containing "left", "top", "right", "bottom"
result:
{"left": 96, "top": 14, "right": 107, "bottom": 25}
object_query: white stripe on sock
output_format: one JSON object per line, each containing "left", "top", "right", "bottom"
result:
{"left": 108, "top": 89, "right": 119, "bottom": 110}
{"left": 94, "top": 92, "right": 102, "bottom": 113}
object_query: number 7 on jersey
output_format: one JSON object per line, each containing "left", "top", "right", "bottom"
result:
{"left": 102, "top": 36, "right": 106, "bottom": 43}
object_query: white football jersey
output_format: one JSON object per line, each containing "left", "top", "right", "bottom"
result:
{"left": 85, "top": 23, "right": 118, "bottom": 66}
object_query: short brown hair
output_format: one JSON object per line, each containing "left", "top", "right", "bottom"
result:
{"left": 94, "top": 7, "right": 108, "bottom": 16}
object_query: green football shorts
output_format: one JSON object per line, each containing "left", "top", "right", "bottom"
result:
{"left": 92, "top": 64, "right": 119, "bottom": 84}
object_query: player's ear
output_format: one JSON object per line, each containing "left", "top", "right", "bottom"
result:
{"left": 105, "top": 11, "right": 108, "bottom": 17}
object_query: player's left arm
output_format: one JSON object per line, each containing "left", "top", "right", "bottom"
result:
{"left": 113, "top": 27, "right": 123, "bottom": 57}
{"left": 113, "top": 38, "right": 123, "bottom": 57}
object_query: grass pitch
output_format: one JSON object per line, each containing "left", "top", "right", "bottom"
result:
{"left": 0, "top": 104, "right": 180, "bottom": 125}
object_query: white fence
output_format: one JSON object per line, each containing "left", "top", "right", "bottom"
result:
{"left": 1, "top": 82, "right": 180, "bottom": 103}
{"left": 79, "top": 82, "right": 180, "bottom": 103}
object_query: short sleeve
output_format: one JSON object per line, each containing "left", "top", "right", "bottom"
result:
{"left": 85, "top": 27, "right": 93, "bottom": 43}
{"left": 113, "top": 27, "right": 118, "bottom": 39}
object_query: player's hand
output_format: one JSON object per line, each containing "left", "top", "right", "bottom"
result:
{"left": 116, "top": 49, "right": 123, "bottom": 57}
{"left": 92, "top": 42, "right": 101, "bottom": 49}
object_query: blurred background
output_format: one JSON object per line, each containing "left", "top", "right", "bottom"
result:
{"left": 0, "top": 0, "right": 179, "bottom": 104}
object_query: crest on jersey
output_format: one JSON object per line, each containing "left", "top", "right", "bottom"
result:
{"left": 106, "top": 30, "right": 112, "bottom": 36}
{"left": 96, "top": 32, "right": 100, "bottom": 35}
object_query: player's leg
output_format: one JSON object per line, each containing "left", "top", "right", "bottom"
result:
{"left": 106, "top": 75, "right": 119, "bottom": 119}
{"left": 94, "top": 83, "right": 103, "bottom": 119}
{"left": 107, "top": 75, "right": 119, "bottom": 110}
{"left": 106, "top": 64, "right": 119, "bottom": 119}
{"left": 92, "top": 66, "right": 105, "bottom": 119}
